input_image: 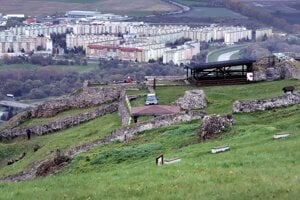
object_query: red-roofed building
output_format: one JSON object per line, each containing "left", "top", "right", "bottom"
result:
{"left": 87, "top": 44, "right": 143, "bottom": 62}
{"left": 131, "top": 105, "right": 181, "bottom": 122}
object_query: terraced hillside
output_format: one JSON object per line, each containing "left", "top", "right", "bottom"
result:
{"left": 0, "top": 79, "right": 300, "bottom": 199}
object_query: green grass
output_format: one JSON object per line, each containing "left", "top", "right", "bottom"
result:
{"left": 291, "top": 61, "right": 300, "bottom": 69}
{"left": 1, "top": 104, "right": 299, "bottom": 199}
{"left": 0, "top": 79, "right": 300, "bottom": 199}
{"left": 0, "top": 113, "right": 120, "bottom": 177}
{"left": 126, "top": 89, "right": 148, "bottom": 96}
{"left": 173, "top": 0, "right": 205, "bottom": 6}
{"left": 176, "top": 7, "right": 246, "bottom": 19}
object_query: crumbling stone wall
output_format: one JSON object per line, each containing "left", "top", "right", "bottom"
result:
{"left": 253, "top": 57, "right": 298, "bottom": 81}
{"left": 0, "top": 86, "right": 122, "bottom": 132}
{"left": 32, "top": 86, "right": 121, "bottom": 118}
{"left": 198, "top": 114, "right": 234, "bottom": 140}
{"left": 174, "top": 89, "right": 207, "bottom": 110}
{"left": 118, "top": 90, "right": 131, "bottom": 126}
{"left": 108, "top": 111, "right": 206, "bottom": 142}
{"left": 0, "top": 103, "right": 118, "bottom": 140}
{"left": 233, "top": 92, "right": 300, "bottom": 113}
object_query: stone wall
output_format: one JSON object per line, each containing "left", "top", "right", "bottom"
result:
{"left": 0, "top": 86, "right": 122, "bottom": 131}
{"left": 32, "top": 86, "right": 121, "bottom": 118}
{"left": 0, "top": 103, "right": 118, "bottom": 140}
{"left": 233, "top": 92, "right": 300, "bottom": 113}
{"left": 108, "top": 111, "right": 206, "bottom": 142}
{"left": 118, "top": 90, "right": 131, "bottom": 126}
{"left": 173, "top": 89, "right": 207, "bottom": 110}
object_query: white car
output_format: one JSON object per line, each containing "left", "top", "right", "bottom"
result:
{"left": 145, "top": 93, "right": 158, "bottom": 105}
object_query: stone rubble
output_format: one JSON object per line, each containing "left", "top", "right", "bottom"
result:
{"left": 174, "top": 89, "right": 207, "bottom": 110}
{"left": 198, "top": 114, "right": 234, "bottom": 140}
{"left": 253, "top": 57, "right": 300, "bottom": 81}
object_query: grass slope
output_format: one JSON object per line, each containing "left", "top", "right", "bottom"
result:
{"left": 0, "top": 79, "right": 300, "bottom": 199}
{"left": 0, "top": 113, "right": 121, "bottom": 177}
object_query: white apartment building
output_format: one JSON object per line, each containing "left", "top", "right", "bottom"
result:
{"left": 184, "top": 25, "right": 251, "bottom": 42}
{"left": 0, "top": 34, "right": 52, "bottom": 53}
{"left": 10, "top": 24, "right": 67, "bottom": 37}
{"left": 163, "top": 41, "right": 200, "bottom": 65}
{"left": 255, "top": 28, "right": 273, "bottom": 40}
{"left": 66, "top": 34, "right": 121, "bottom": 49}
{"left": 86, "top": 41, "right": 200, "bottom": 65}
{"left": 224, "top": 29, "right": 252, "bottom": 44}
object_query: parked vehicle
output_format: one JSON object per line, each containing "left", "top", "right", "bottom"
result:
{"left": 145, "top": 93, "right": 158, "bottom": 105}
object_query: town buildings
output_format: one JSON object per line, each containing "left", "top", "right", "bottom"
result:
{"left": 0, "top": 10, "right": 272, "bottom": 65}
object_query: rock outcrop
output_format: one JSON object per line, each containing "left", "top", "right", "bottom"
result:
{"left": 198, "top": 114, "right": 234, "bottom": 140}
{"left": 233, "top": 92, "right": 300, "bottom": 113}
{"left": 174, "top": 89, "right": 207, "bottom": 110}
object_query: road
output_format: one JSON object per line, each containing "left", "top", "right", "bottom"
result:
{"left": 0, "top": 100, "right": 35, "bottom": 109}
{"left": 217, "top": 50, "right": 240, "bottom": 61}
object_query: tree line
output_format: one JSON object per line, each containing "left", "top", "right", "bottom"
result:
{"left": 0, "top": 59, "right": 185, "bottom": 100}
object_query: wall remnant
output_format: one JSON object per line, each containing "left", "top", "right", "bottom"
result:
{"left": 233, "top": 92, "right": 300, "bottom": 113}
{"left": 174, "top": 89, "right": 207, "bottom": 110}
{"left": 0, "top": 103, "right": 118, "bottom": 140}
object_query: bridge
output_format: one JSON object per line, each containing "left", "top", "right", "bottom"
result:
{"left": 0, "top": 100, "right": 35, "bottom": 109}
{"left": 185, "top": 59, "right": 256, "bottom": 85}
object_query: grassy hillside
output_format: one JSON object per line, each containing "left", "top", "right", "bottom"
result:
{"left": 0, "top": 79, "right": 300, "bottom": 199}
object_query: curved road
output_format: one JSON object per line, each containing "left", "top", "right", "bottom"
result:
{"left": 217, "top": 50, "right": 240, "bottom": 61}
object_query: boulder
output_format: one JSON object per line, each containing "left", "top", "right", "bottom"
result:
{"left": 174, "top": 89, "right": 207, "bottom": 110}
{"left": 198, "top": 114, "right": 234, "bottom": 140}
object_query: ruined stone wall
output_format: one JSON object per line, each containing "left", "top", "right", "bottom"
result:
{"left": 108, "top": 111, "right": 206, "bottom": 142}
{"left": 32, "top": 86, "right": 121, "bottom": 118}
{"left": 0, "top": 103, "right": 118, "bottom": 140}
{"left": 173, "top": 89, "right": 207, "bottom": 110}
{"left": 233, "top": 92, "right": 300, "bottom": 113}
{"left": 118, "top": 90, "right": 131, "bottom": 126}
{"left": 253, "top": 57, "right": 299, "bottom": 81}
{"left": 0, "top": 86, "right": 122, "bottom": 131}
